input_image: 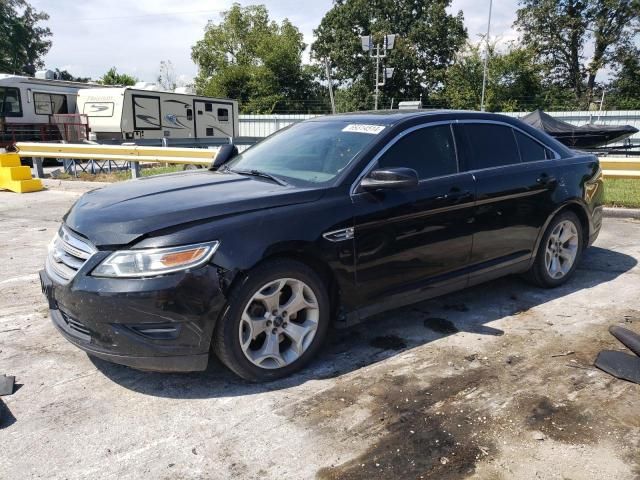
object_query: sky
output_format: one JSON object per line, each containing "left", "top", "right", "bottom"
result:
{"left": 32, "top": 0, "right": 519, "bottom": 83}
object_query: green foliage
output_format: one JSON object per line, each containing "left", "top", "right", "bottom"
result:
{"left": 608, "top": 47, "right": 640, "bottom": 109}
{"left": 0, "top": 0, "right": 52, "bottom": 74}
{"left": 312, "top": 0, "right": 467, "bottom": 108}
{"left": 515, "top": 0, "right": 640, "bottom": 106}
{"left": 603, "top": 178, "right": 640, "bottom": 208}
{"left": 55, "top": 68, "right": 91, "bottom": 83}
{"left": 438, "top": 43, "right": 544, "bottom": 112}
{"left": 99, "top": 67, "right": 137, "bottom": 86}
{"left": 191, "top": 3, "right": 324, "bottom": 113}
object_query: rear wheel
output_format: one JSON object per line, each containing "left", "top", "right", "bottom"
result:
{"left": 526, "top": 211, "right": 583, "bottom": 288}
{"left": 213, "top": 259, "right": 330, "bottom": 382}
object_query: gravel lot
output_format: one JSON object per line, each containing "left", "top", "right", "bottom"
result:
{"left": 1, "top": 181, "right": 639, "bottom": 480}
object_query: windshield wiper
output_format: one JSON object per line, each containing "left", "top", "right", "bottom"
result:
{"left": 228, "top": 168, "right": 288, "bottom": 186}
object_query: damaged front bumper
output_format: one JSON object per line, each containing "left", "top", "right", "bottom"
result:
{"left": 39, "top": 264, "right": 227, "bottom": 372}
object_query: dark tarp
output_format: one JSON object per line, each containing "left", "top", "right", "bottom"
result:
{"left": 521, "top": 109, "right": 638, "bottom": 149}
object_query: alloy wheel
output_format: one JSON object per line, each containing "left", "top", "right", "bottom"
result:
{"left": 544, "top": 220, "right": 579, "bottom": 279}
{"left": 238, "top": 278, "right": 319, "bottom": 369}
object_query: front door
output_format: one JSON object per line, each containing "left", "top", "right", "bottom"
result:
{"left": 352, "top": 123, "right": 476, "bottom": 311}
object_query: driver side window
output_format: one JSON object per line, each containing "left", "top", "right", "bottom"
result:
{"left": 377, "top": 124, "right": 458, "bottom": 180}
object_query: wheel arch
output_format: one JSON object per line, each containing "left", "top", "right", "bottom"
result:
{"left": 223, "top": 245, "right": 344, "bottom": 323}
{"left": 530, "top": 200, "right": 591, "bottom": 265}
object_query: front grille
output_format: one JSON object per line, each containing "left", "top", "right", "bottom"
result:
{"left": 45, "top": 226, "right": 96, "bottom": 284}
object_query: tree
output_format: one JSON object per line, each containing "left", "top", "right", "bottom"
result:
{"left": 312, "top": 0, "right": 467, "bottom": 108}
{"left": 99, "top": 67, "right": 136, "bottom": 86}
{"left": 515, "top": 0, "right": 640, "bottom": 106}
{"left": 157, "top": 60, "right": 178, "bottom": 91}
{"left": 515, "top": 0, "right": 588, "bottom": 102}
{"left": 0, "top": 0, "right": 52, "bottom": 75}
{"left": 584, "top": 0, "right": 639, "bottom": 104}
{"left": 55, "top": 68, "right": 91, "bottom": 83}
{"left": 439, "top": 43, "right": 544, "bottom": 111}
{"left": 608, "top": 46, "right": 640, "bottom": 109}
{"left": 191, "top": 3, "right": 319, "bottom": 113}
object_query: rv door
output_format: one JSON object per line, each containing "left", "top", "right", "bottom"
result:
{"left": 193, "top": 101, "right": 234, "bottom": 138}
{"left": 132, "top": 95, "right": 161, "bottom": 130}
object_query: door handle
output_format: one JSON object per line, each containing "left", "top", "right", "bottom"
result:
{"left": 537, "top": 173, "right": 557, "bottom": 185}
{"left": 437, "top": 190, "right": 472, "bottom": 201}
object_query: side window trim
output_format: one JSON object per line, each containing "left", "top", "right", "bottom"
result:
{"left": 456, "top": 119, "right": 560, "bottom": 163}
{"left": 350, "top": 120, "right": 459, "bottom": 195}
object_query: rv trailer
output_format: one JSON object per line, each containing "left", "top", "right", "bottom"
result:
{"left": 0, "top": 74, "right": 95, "bottom": 146}
{"left": 76, "top": 87, "right": 239, "bottom": 142}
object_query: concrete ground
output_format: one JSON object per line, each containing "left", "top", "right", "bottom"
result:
{"left": 0, "top": 182, "right": 639, "bottom": 480}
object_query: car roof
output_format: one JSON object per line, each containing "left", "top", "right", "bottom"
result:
{"left": 305, "top": 109, "right": 574, "bottom": 158}
{"left": 306, "top": 109, "right": 518, "bottom": 127}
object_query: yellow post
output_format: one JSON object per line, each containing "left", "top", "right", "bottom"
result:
{"left": 0, "top": 153, "right": 43, "bottom": 193}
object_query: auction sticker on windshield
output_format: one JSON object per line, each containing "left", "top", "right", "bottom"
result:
{"left": 342, "top": 124, "right": 386, "bottom": 135}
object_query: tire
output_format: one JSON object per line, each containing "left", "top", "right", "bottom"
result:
{"left": 213, "top": 259, "right": 330, "bottom": 382}
{"left": 526, "top": 211, "right": 584, "bottom": 288}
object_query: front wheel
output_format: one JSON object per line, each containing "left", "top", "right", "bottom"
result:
{"left": 213, "top": 259, "right": 330, "bottom": 382}
{"left": 526, "top": 211, "right": 583, "bottom": 288}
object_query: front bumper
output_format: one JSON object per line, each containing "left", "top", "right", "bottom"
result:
{"left": 40, "top": 263, "right": 227, "bottom": 372}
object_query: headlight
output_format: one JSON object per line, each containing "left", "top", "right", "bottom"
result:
{"left": 91, "top": 241, "right": 219, "bottom": 278}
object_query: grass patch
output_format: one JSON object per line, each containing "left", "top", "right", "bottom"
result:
{"left": 55, "top": 165, "right": 185, "bottom": 182}
{"left": 603, "top": 178, "right": 640, "bottom": 209}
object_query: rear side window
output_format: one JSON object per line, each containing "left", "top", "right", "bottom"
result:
{"left": 515, "top": 130, "right": 549, "bottom": 162}
{"left": 458, "top": 124, "right": 520, "bottom": 170}
{"left": 377, "top": 125, "right": 457, "bottom": 180}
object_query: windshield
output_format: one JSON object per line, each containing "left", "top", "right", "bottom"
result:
{"left": 225, "top": 120, "right": 384, "bottom": 185}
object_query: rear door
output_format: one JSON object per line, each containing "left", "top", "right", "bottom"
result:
{"left": 352, "top": 123, "right": 476, "bottom": 308}
{"left": 455, "top": 122, "right": 559, "bottom": 274}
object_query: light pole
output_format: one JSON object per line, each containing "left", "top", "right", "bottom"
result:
{"left": 361, "top": 34, "right": 397, "bottom": 110}
{"left": 480, "top": 0, "right": 493, "bottom": 112}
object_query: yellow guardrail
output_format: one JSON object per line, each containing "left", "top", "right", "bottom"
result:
{"left": 599, "top": 157, "right": 640, "bottom": 179}
{"left": 14, "top": 142, "right": 217, "bottom": 165}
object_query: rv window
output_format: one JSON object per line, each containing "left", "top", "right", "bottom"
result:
{"left": 206, "top": 127, "right": 214, "bottom": 136}
{"left": 0, "top": 87, "right": 22, "bottom": 117}
{"left": 205, "top": 103, "right": 213, "bottom": 112}
{"left": 186, "top": 108, "right": 193, "bottom": 121}
{"left": 218, "top": 108, "right": 229, "bottom": 122}
{"left": 34, "top": 93, "right": 69, "bottom": 115}
{"left": 34, "top": 93, "right": 53, "bottom": 115}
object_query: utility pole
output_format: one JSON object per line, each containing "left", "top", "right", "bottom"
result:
{"left": 361, "top": 34, "right": 397, "bottom": 110}
{"left": 325, "top": 59, "right": 336, "bottom": 114}
{"left": 480, "top": 0, "right": 493, "bottom": 112}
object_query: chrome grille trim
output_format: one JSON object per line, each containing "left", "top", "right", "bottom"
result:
{"left": 46, "top": 226, "right": 96, "bottom": 284}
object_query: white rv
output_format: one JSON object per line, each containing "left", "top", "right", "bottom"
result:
{"left": 76, "top": 87, "right": 239, "bottom": 142}
{"left": 0, "top": 74, "right": 94, "bottom": 146}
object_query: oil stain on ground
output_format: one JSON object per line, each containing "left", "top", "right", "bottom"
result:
{"left": 300, "top": 368, "right": 497, "bottom": 480}
{"left": 424, "top": 318, "right": 459, "bottom": 334}
{"left": 521, "top": 395, "right": 595, "bottom": 444}
{"left": 369, "top": 335, "right": 407, "bottom": 351}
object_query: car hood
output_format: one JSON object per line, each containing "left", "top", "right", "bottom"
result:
{"left": 64, "top": 170, "right": 324, "bottom": 247}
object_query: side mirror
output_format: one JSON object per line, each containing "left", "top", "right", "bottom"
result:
{"left": 360, "top": 167, "right": 419, "bottom": 191}
{"left": 210, "top": 144, "right": 238, "bottom": 170}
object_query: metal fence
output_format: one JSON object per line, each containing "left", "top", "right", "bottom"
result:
{"left": 239, "top": 114, "right": 319, "bottom": 137}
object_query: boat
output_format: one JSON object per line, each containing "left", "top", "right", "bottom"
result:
{"left": 521, "top": 109, "right": 638, "bottom": 149}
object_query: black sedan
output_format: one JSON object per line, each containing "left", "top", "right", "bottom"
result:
{"left": 40, "top": 110, "right": 604, "bottom": 381}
